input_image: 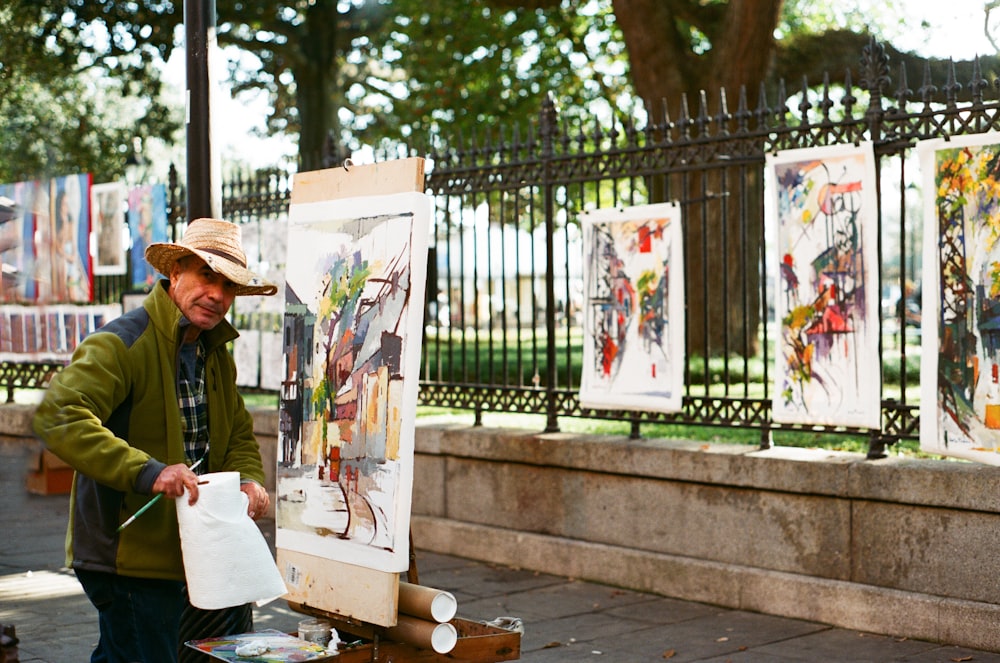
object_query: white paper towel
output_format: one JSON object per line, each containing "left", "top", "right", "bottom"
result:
{"left": 175, "top": 471, "right": 287, "bottom": 609}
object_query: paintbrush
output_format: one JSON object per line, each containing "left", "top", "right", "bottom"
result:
{"left": 117, "top": 455, "right": 206, "bottom": 533}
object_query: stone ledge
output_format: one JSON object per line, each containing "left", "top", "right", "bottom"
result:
{"left": 416, "top": 422, "right": 1000, "bottom": 514}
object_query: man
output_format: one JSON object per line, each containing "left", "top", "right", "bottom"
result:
{"left": 33, "top": 218, "right": 277, "bottom": 663}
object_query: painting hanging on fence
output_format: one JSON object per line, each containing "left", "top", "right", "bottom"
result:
{"left": 48, "top": 174, "right": 93, "bottom": 303}
{"left": 918, "top": 132, "right": 1000, "bottom": 464}
{"left": 92, "top": 182, "right": 127, "bottom": 276}
{"left": 0, "top": 304, "right": 121, "bottom": 361}
{"left": 765, "top": 142, "right": 881, "bottom": 428}
{"left": 0, "top": 180, "right": 35, "bottom": 302}
{"left": 128, "top": 184, "right": 168, "bottom": 290}
{"left": 579, "top": 203, "right": 685, "bottom": 412}
{"left": 275, "top": 191, "right": 430, "bottom": 573}
{"left": 234, "top": 216, "right": 288, "bottom": 392}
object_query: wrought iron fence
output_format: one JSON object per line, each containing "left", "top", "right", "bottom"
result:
{"left": 7, "top": 38, "right": 999, "bottom": 457}
{"left": 417, "top": 37, "right": 946, "bottom": 455}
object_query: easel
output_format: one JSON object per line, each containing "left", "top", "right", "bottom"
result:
{"left": 276, "top": 158, "right": 520, "bottom": 662}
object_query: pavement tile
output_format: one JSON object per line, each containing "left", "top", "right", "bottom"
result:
{"left": 601, "top": 595, "right": 721, "bottom": 625}
{"left": 750, "top": 627, "right": 941, "bottom": 662}
{"left": 5, "top": 435, "right": 1000, "bottom": 662}
{"left": 461, "top": 578, "right": 653, "bottom": 623}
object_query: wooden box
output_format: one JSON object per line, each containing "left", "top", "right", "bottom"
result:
{"left": 324, "top": 618, "right": 520, "bottom": 662}
{"left": 289, "top": 601, "right": 520, "bottom": 662}
{"left": 26, "top": 450, "right": 73, "bottom": 496}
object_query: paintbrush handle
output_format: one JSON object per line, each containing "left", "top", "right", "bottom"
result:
{"left": 116, "top": 493, "right": 163, "bottom": 532}
{"left": 116, "top": 455, "right": 206, "bottom": 533}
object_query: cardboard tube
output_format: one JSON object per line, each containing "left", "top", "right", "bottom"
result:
{"left": 386, "top": 614, "right": 458, "bottom": 654}
{"left": 398, "top": 582, "right": 458, "bottom": 623}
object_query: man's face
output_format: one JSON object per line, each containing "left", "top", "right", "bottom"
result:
{"left": 169, "top": 256, "right": 238, "bottom": 333}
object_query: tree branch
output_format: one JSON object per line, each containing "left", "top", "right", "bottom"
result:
{"left": 772, "top": 30, "right": 1000, "bottom": 101}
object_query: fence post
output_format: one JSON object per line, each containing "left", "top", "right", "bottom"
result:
{"left": 540, "top": 94, "right": 560, "bottom": 433}
{"left": 860, "top": 37, "right": 892, "bottom": 459}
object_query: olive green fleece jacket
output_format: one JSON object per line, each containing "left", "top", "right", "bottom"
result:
{"left": 32, "top": 281, "right": 266, "bottom": 581}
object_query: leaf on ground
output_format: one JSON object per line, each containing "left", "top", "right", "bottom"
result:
{"left": 662, "top": 649, "right": 676, "bottom": 659}
{"left": 542, "top": 642, "right": 562, "bottom": 649}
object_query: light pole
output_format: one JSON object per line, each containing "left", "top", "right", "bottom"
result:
{"left": 185, "top": 0, "right": 221, "bottom": 222}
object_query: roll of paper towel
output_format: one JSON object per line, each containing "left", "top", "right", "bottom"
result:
{"left": 175, "top": 471, "right": 287, "bottom": 610}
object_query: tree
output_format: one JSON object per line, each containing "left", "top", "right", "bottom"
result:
{"left": 0, "top": 2, "right": 180, "bottom": 183}
{"left": 14, "top": 1, "right": 617, "bottom": 173}
{"left": 346, "top": 0, "right": 631, "bottom": 149}
{"left": 595, "top": 0, "right": 1000, "bottom": 357}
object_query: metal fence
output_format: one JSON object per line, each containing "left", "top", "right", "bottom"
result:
{"left": 417, "top": 37, "right": 941, "bottom": 456}
{"left": 6, "top": 38, "right": 999, "bottom": 456}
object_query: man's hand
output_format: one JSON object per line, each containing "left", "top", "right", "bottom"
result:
{"left": 153, "top": 463, "right": 201, "bottom": 505}
{"left": 241, "top": 481, "right": 269, "bottom": 520}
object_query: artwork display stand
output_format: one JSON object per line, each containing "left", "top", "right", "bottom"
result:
{"left": 275, "top": 158, "right": 520, "bottom": 662}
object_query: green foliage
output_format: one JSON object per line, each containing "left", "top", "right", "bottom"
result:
{"left": 6, "top": 0, "right": 989, "bottom": 178}
{"left": 343, "top": 0, "right": 632, "bottom": 152}
{"left": 0, "top": 1, "right": 180, "bottom": 183}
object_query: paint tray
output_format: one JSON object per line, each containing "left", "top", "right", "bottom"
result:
{"left": 184, "top": 628, "right": 336, "bottom": 661}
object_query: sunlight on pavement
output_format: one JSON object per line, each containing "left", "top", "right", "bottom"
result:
{"left": 0, "top": 569, "right": 82, "bottom": 601}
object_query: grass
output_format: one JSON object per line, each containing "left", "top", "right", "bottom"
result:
{"left": 413, "top": 406, "right": 928, "bottom": 457}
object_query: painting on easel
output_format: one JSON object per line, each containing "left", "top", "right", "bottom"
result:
{"left": 276, "top": 191, "right": 431, "bottom": 573}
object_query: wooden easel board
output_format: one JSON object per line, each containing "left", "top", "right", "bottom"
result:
{"left": 276, "top": 157, "right": 426, "bottom": 627}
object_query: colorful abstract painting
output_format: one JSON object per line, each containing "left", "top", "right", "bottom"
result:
{"left": 579, "top": 203, "right": 684, "bottom": 412}
{"left": 275, "top": 192, "right": 430, "bottom": 573}
{"left": 766, "top": 142, "right": 881, "bottom": 428}
{"left": 918, "top": 133, "right": 1000, "bottom": 464}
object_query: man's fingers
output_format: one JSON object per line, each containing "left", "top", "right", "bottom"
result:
{"left": 186, "top": 479, "right": 199, "bottom": 505}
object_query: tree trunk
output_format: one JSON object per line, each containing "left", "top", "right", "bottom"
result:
{"left": 295, "top": 0, "right": 341, "bottom": 172}
{"left": 613, "top": 0, "right": 783, "bottom": 357}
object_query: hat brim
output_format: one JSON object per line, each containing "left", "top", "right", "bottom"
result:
{"left": 145, "top": 243, "right": 278, "bottom": 297}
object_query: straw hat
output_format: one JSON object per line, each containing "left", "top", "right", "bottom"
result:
{"left": 145, "top": 218, "right": 277, "bottom": 296}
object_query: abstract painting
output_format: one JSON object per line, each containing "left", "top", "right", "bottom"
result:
{"left": 275, "top": 191, "right": 430, "bottom": 573}
{"left": 579, "top": 203, "right": 684, "bottom": 412}
{"left": 918, "top": 133, "right": 1000, "bottom": 464}
{"left": 92, "top": 182, "right": 127, "bottom": 275}
{"left": 766, "top": 142, "right": 881, "bottom": 428}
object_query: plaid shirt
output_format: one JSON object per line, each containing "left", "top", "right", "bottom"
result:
{"left": 177, "top": 339, "right": 209, "bottom": 472}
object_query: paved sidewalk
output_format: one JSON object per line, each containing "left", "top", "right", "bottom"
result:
{"left": 4, "top": 438, "right": 1000, "bottom": 662}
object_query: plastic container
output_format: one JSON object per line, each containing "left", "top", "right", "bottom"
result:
{"left": 298, "top": 618, "right": 332, "bottom": 646}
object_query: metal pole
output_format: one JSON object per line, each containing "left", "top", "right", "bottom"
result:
{"left": 540, "top": 94, "right": 560, "bottom": 433}
{"left": 185, "top": 0, "right": 220, "bottom": 221}
{"left": 179, "top": 4, "right": 252, "bottom": 659}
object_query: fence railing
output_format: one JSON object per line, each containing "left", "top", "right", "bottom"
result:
{"left": 6, "top": 39, "right": 998, "bottom": 457}
{"left": 416, "top": 37, "right": 949, "bottom": 456}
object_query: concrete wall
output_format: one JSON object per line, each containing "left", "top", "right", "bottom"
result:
{"left": 9, "top": 403, "right": 1000, "bottom": 652}
{"left": 405, "top": 423, "right": 1000, "bottom": 653}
